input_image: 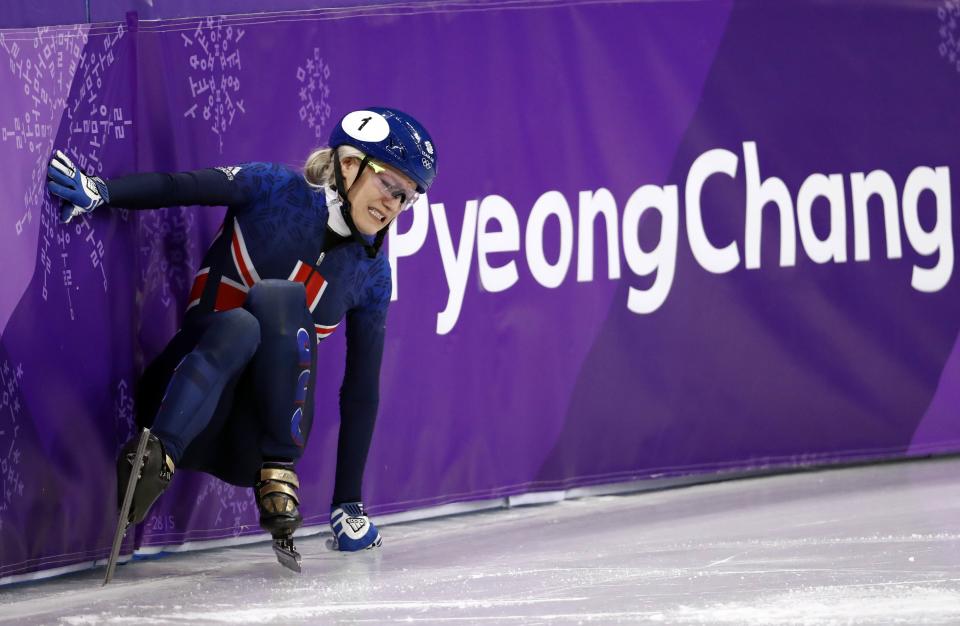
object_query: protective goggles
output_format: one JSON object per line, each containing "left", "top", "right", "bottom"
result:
{"left": 366, "top": 160, "right": 419, "bottom": 211}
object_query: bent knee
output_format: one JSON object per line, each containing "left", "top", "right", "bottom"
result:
{"left": 244, "top": 279, "right": 310, "bottom": 331}
{"left": 204, "top": 308, "right": 261, "bottom": 366}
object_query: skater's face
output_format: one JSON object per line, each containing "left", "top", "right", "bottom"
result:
{"left": 339, "top": 156, "right": 417, "bottom": 235}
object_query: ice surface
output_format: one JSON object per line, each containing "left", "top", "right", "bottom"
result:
{"left": 2, "top": 457, "right": 960, "bottom": 625}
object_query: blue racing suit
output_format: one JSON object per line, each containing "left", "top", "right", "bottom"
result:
{"left": 111, "top": 162, "right": 388, "bottom": 503}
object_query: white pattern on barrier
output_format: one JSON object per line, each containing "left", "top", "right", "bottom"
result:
{"left": 114, "top": 378, "right": 137, "bottom": 452}
{"left": 1, "top": 25, "right": 85, "bottom": 239}
{"left": 1, "top": 24, "right": 131, "bottom": 319}
{"left": 181, "top": 17, "right": 246, "bottom": 154}
{"left": 939, "top": 0, "right": 960, "bottom": 72}
{"left": 194, "top": 476, "right": 256, "bottom": 538}
{"left": 137, "top": 208, "right": 198, "bottom": 312}
{"left": 296, "top": 48, "right": 332, "bottom": 139}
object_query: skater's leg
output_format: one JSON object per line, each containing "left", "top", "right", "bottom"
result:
{"left": 181, "top": 368, "right": 264, "bottom": 487}
{"left": 119, "top": 310, "right": 260, "bottom": 524}
{"left": 241, "top": 280, "right": 316, "bottom": 568}
{"left": 176, "top": 368, "right": 250, "bottom": 479}
{"left": 243, "top": 279, "right": 317, "bottom": 462}
{"left": 150, "top": 308, "right": 261, "bottom": 464}
{"left": 135, "top": 322, "right": 209, "bottom": 431}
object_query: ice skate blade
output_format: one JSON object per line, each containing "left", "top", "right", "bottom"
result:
{"left": 103, "top": 428, "right": 151, "bottom": 586}
{"left": 272, "top": 540, "right": 302, "bottom": 573}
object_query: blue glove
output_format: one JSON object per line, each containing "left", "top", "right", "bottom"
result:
{"left": 46, "top": 150, "right": 110, "bottom": 223}
{"left": 329, "top": 502, "right": 382, "bottom": 551}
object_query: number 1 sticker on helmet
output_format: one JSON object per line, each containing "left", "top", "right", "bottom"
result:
{"left": 342, "top": 110, "right": 390, "bottom": 143}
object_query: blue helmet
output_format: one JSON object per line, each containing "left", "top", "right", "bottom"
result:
{"left": 328, "top": 107, "right": 437, "bottom": 193}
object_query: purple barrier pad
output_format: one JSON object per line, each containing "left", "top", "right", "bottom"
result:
{"left": 89, "top": 0, "right": 439, "bottom": 23}
{"left": 2, "top": 0, "right": 960, "bottom": 580}
{"left": 0, "top": 1, "right": 86, "bottom": 29}
{"left": 0, "top": 0, "right": 487, "bottom": 28}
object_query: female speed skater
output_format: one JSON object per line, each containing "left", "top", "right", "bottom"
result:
{"left": 46, "top": 107, "right": 437, "bottom": 570}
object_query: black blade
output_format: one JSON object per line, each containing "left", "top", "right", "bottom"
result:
{"left": 272, "top": 538, "right": 302, "bottom": 573}
{"left": 103, "top": 428, "right": 151, "bottom": 586}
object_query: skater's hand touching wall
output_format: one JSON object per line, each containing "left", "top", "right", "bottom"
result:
{"left": 46, "top": 150, "right": 110, "bottom": 224}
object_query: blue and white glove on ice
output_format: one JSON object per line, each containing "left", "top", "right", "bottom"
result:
{"left": 46, "top": 150, "right": 110, "bottom": 223}
{"left": 329, "top": 502, "right": 382, "bottom": 551}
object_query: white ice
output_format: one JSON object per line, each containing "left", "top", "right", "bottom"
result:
{"left": 2, "top": 457, "right": 960, "bottom": 625}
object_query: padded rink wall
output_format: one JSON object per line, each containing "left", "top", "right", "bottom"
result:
{"left": 2, "top": 0, "right": 960, "bottom": 581}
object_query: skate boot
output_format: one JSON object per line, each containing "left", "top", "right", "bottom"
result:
{"left": 104, "top": 428, "right": 175, "bottom": 585}
{"left": 116, "top": 430, "right": 175, "bottom": 524}
{"left": 255, "top": 462, "right": 303, "bottom": 572}
{"left": 329, "top": 502, "right": 382, "bottom": 551}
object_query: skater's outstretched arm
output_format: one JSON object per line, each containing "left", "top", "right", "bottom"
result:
{"left": 327, "top": 294, "right": 388, "bottom": 552}
{"left": 334, "top": 299, "right": 387, "bottom": 506}
{"left": 102, "top": 168, "right": 250, "bottom": 210}
{"left": 46, "top": 150, "right": 253, "bottom": 222}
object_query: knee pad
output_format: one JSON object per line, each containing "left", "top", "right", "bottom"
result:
{"left": 200, "top": 308, "right": 261, "bottom": 370}
{"left": 244, "top": 279, "right": 310, "bottom": 333}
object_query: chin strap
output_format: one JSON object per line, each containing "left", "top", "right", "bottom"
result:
{"left": 332, "top": 148, "right": 390, "bottom": 259}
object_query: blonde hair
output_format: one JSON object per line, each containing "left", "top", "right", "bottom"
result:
{"left": 303, "top": 145, "right": 366, "bottom": 188}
